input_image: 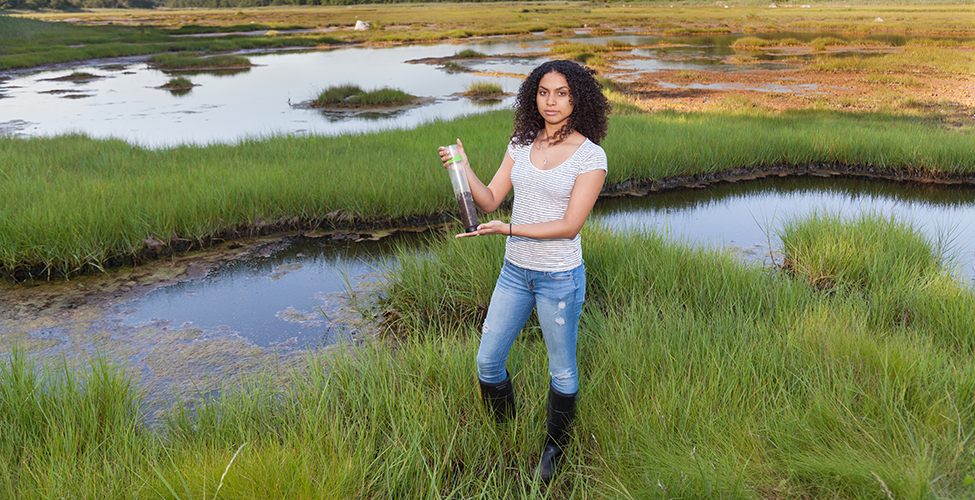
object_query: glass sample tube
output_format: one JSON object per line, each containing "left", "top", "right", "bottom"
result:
{"left": 444, "top": 144, "right": 479, "bottom": 233}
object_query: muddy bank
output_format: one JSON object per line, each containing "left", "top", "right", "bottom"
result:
{"left": 1, "top": 212, "right": 454, "bottom": 282}
{"left": 605, "top": 162, "right": 975, "bottom": 196}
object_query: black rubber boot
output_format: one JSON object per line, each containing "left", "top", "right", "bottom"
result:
{"left": 479, "top": 375, "right": 516, "bottom": 424}
{"left": 535, "top": 384, "right": 577, "bottom": 483}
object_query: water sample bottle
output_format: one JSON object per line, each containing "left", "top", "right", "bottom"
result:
{"left": 444, "top": 144, "right": 479, "bottom": 233}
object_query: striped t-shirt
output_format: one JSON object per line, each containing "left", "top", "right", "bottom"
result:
{"left": 505, "top": 137, "right": 607, "bottom": 272}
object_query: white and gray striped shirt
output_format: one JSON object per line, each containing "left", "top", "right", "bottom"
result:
{"left": 504, "top": 138, "right": 607, "bottom": 272}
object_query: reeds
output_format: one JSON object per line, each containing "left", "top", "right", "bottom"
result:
{"left": 5, "top": 216, "right": 973, "bottom": 497}
{"left": 2, "top": 109, "right": 974, "bottom": 277}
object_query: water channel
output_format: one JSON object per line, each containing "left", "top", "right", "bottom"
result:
{"left": 2, "top": 30, "right": 973, "bottom": 408}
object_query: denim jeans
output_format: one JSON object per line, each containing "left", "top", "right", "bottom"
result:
{"left": 476, "top": 260, "right": 586, "bottom": 395}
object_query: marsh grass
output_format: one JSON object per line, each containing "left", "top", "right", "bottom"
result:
{"left": 543, "top": 27, "right": 575, "bottom": 37}
{"left": 605, "top": 39, "right": 633, "bottom": 49}
{"left": 161, "top": 76, "right": 193, "bottom": 90}
{"left": 147, "top": 52, "right": 251, "bottom": 70}
{"left": 311, "top": 84, "right": 415, "bottom": 108}
{"left": 463, "top": 81, "right": 504, "bottom": 98}
{"left": 441, "top": 60, "right": 466, "bottom": 72}
{"left": 732, "top": 36, "right": 804, "bottom": 48}
{"left": 549, "top": 42, "right": 614, "bottom": 55}
{"left": 2, "top": 109, "right": 975, "bottom": 277}
{"left": 664, "top": 27, "right": 732, "bottom": 37}
{"left": 779, "top": 213, "right": 975, "bottom": 349}
{"left": 454, "top": 49, "right": 485, "bottom": 58}
{"left": 7, "top": 216, "right": 973, "bottom": 497}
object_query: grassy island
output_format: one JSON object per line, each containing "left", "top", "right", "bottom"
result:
{"left": 147, "top": 53, "right": 252, "bottom": 71}
{"left": 462, "top": 81, "right": 506, "bottom": 98}
{"left": 159, "top": 76, "right": 194, "bottom": 91}
{"left": 311, "top": 84, "right": 416, "bottom": 108}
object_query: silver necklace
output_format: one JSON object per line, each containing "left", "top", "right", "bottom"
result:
{"left": 536, "top": 139, "right": 555, "bottom": 166}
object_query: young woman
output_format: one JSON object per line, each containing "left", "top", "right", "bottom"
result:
{"left": 438, "top": 59, "right": 611, "bottom": 483}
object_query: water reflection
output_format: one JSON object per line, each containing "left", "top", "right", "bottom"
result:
{"left": 118, "top": 231, "right": 430, "bottom": 348}
{"left": 594, "top": 175, "right": 975, "bottom": 285}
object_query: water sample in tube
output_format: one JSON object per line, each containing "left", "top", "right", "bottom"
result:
{"left": 444, "top": 144, "right": 479, "bottom": 233}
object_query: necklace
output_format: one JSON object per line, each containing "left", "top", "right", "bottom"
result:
{"left": 536, "top": 138, "right": 555, "bottom": 166}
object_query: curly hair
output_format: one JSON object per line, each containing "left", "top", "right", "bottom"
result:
{"left": 510, "top": 60, "right": 611, "bottom": 147}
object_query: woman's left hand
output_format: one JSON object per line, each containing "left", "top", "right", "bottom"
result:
{"left": 455, "top": 220, "right": 511, "bottom": 238}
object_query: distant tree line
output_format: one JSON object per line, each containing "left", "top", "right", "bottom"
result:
{"left": 1, "top": 0, "right": 524, "bottom": 10}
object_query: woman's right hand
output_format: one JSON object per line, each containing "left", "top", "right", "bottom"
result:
{"left": 438, "top": 139, "right": 468, "bottom": 169}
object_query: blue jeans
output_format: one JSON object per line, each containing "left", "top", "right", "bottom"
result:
{"left": 476, "top": 260, "right": 586, "bottom": 395}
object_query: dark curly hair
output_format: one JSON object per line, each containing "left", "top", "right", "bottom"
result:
{"left": 511, "top": 60, "right": 611, "bottom": 147}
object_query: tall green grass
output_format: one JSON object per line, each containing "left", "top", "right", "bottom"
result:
{"left": 2, "top": 110, "right": 974, "bottom": 277}
{"left": 4, "top": 216, "right": 973, "bottom": 498}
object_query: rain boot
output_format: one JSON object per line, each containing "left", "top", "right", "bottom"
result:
{"left": 535, "top": 384, "right": 576, "bottom": 483}
{"left": 479, "top": 375, "right": 516, "bottom": 424}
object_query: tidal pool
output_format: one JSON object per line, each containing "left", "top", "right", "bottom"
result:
{"left": 594, "top": 175, "right": 975, "bottom": 286}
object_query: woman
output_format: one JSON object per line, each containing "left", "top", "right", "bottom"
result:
{"left": 438, "top": 59, "right": 611, "bottom": 483}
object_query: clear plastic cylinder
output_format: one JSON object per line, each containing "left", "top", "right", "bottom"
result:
{"left": 445, "top": 144, "right": 479, "bottom": 233}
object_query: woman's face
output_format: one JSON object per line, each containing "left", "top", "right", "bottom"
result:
{"left": 536, "top": 71, "right": 573, "bottom": 129}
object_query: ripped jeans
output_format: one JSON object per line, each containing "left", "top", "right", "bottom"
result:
{"left": 476, "top": 260, "right": 586, "bottom": 395}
